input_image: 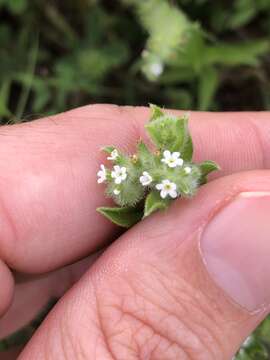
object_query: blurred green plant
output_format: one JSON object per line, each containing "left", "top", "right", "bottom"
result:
{"left": 235, "top": 317, "right": 270, "bottom": 359}
{"left": 0, "top": 0, "right": 270, "bottom": 123}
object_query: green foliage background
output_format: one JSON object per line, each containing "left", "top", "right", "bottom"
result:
{"left": 1, "top": 0, "right": 270, "bottom": 123}
{"left": 1, "top": 0, "right": 270, "bottom": 358}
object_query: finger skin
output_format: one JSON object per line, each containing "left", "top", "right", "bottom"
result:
{"left": 0, "top": 105, "right": 269, "bottom": 351}
{"left": 0, "top": 255, "right": 99, "bottom": 339}
{"left": 0, "top": 260, "right": 13, "bottom": 317}
{"left": 0, "top": 105, "right": 269, "bottom": 275}
{"left": 19, "top": 170, "right": 270, "bottom": 360}
{"left": 1, "top": 348, "right": 23, "bottom": 360}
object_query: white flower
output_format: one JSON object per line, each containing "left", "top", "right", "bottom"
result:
{"left": 139, "top": 171, "right": 153, "bottom": 186}
{"left": 97, "top": 164, "right": 106, "bottom": 184}
{"left": 149, "top": 61, "right": 163, "bottom": 77}
{"left": 111, "top": 165, "right": 127, "bottom": 184}
{"left": 113, "top": 189, "right": 120, "bottom": 195}
{"left": 107, "top": 149, "right": 119, "bottom": 161}
{"left": 161, "top": 150, "right": 183, "bottom": 168}
{"left": 156, "top": 179, "right": 178, "bottom": 199}
{"left": 184, "top": 166, "right": 192, "bottom": 174}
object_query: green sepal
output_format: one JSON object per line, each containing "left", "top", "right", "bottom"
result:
{"left": 177, "top": 179, "right": 193, "bottom": 196}
{"left": 149, "top": 104, "right": 164, "bottom": 121}
{"left": 144, "top": 190, "right": 170, "bottom": 218}
{"left": 102, "top": 146, "right": 116, "bottom": 154}
{"left": 97, "top": 206, "right": 143, "bottom": 228}
{"left": 145, "top": 112, "right": 193, "bottom": 161}
{"left": 199, "top": 160, "right": 220, "bottom": 174}
{"left": 198, "top": 160, "right": 220, "bottom": 184}
{"left": 178, "top": 115, "right": 193, "bottom": 161}
{"left": 106, "top": 179, "right": 145, "bottom": 207}
{"left": 137, "top": 141, "right": 156, "bottom": 169}
{"left": 137, "top": 140, "right": 151, "bottom": 159}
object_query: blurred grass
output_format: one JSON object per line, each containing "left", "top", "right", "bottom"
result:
{"left": 1, "top": 0, "right": 270, "bottom": 124}
{"left": 0, "top": 0, "right": 270, "bottom": 358}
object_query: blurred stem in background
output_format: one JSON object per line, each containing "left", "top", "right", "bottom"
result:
{"left": 14, "top": 36, "right": 39, "bottom": 122}
{"left": 0, "top": 0, "right": 270, "bottom": 123}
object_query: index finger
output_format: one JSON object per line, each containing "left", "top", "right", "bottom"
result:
{"left": 0, "top": 104, "right": 268, "bottom": 273}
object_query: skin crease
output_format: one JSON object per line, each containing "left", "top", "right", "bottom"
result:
{"left": 0, "top": 104, "right": 269, "bottom": 359}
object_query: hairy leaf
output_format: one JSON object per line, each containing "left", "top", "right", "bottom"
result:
{"left": 137, "top": 141, "right": 155, "bottom": 169}
{"left": 199, "top": 160, "right": 220, "bottom": 175}
{"left": 199, "top": 160, "right": 220, "bottom": 184}
{"left": 144, "top": 190, "right": 170, "bottom": 217}
{"left": 146, "top": 108, "right": 193, "bottom": 161}
{"left": 97, "top": 206, "right": 143, "bottom": 228}
{"left": 149, "top": 103, "right": 164, "bottom": 120}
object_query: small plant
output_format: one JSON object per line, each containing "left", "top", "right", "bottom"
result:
{"left": 96, "top": 105, "right": 219, "bottom": 227}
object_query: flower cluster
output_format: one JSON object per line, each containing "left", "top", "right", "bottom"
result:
{"left": 97, "top": 148, "right": 196, "bottom": 201}
{"left": 96, "top": 105, "right": 219, "bottom": 228}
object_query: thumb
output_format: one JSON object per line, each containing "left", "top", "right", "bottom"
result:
{"left": 19, "top": 171, "right": 270, "bottom": 359}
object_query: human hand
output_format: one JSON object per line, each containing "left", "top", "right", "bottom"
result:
{"left": 1, "top": 104, "right": 270, "bottom": 359}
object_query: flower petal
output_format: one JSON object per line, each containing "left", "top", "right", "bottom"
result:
{"left": 160, "top": 190, "right": 167, "bottom": 199}
{"left": 169, "top": 190, "right": 178, "bottom": 198}
{"left": 163, "top": 150, "right": 171, "bottom": 158}
{"left": 177, "top": 158, "right": 184, "bottom": 166}
{"left": 172, "top": 152, "right": 180, "bottom": 159}
{"left": 162, "top": 179, "right": 170, "bottom": 185}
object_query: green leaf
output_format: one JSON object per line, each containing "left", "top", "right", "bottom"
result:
{"left": 198, "top": 67, "right": 219, "bottom": 111}
{"left": 7, "top": 0, "right": 27, "bottom": 14}
{"left": 199, "top": 160, "right": 220, "bottom": 175}
{"left": 145, "top": 112, "right": 193, "bottom": 161}
{"left": 137, "top": 141, "right": 155, "bottom": 169}
{"left": 137, "top": 141, "right": 151, "bottom": 157}
{"left": 199, "top": 160, "right": 220, "bottom": 184}
{"left": 235, "top": 334, "right": 269, "bottom": 359}
{"left": 102, "top": 146, "right": 117, "bottom": 154}
{"left": 178, "top": 115, "right": 193, "bottom": 161}
{"left": 228, "top": 0, "right": 256, "bottom": 29}
{"left": 97, "top": 206, "right": 143, "bottom": 228}
{"left": 144, "top": 190, "right": 170, "bottom": 218}
{"left": 204, "top": 40, "right": 269, "bottom": 67}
